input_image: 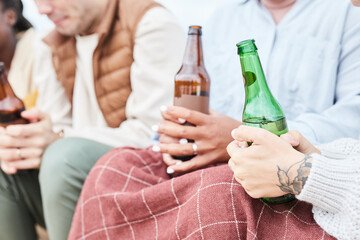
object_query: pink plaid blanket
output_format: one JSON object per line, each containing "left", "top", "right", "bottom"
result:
{"left": 68, "top": 147, "right": 335, "bottom": 240}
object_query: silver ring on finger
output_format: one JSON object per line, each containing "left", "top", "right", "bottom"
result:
{"left": 16, "top": 148, "right": 22, "bottom": 159}
{"left": 192, "top": 143, "right": 198, "bottom": 155}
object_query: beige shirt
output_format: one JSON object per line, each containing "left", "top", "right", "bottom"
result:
{"left": 73, "top": 34, "right": 107, "bottom": 129}
{"left": 34, "top": 7, "right": 186, "bottom": 147}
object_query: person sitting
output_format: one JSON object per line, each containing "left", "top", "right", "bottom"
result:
{"left": 227, "top": 126, "right": 359, "bottom": 239}
{"left": 0, "top": 0, "right": 186, "bottom": 239}
{"left": 68, "top": 0, "right": 360, "bottom": 239}
{"left": 0, "top": 0, "right": 36, "bottom": 109}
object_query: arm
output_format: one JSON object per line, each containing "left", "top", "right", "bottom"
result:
{"left": 287, "top": 6, "right": 360, "bottom": 144}
{"left": 297, "top": 139, "right": 360, "bottom": 240}
{"left": 227, "top": 127, "right": 360, "bottom": 239}
{"left": 36, "top": 8, "right": 185, "bottom": 148}
{"left": 0, "top": 33, "right": 67, "bottom": 174}
{"left": 62, "top": 7, "right": 185, "bottom": 148}
{"left": 0, "top": 8, "right": 186, "bottom": 173}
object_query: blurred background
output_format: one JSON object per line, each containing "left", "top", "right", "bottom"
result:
{"left": 22, "top": 0, "right": 235, "bottom": 33}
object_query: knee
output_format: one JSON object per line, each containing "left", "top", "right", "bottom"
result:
{"left": 39, "top": 138, "right": 111, "bottom": 202}
{"left": 40, "top": 138, "right": 74, "bottom": 180}
{"left": 39, "top": 138, "right": 88, "bottom": 197}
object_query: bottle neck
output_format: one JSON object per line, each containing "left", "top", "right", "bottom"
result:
{"left": 0, "top": 70, "right": 8, "bottom": 100}
{"left": 0, "top": 32, "right": 17, "bottom": 72}
{"left": 181, "top": 34, "right": 204, "bottom": 66}
{"left": 240, "top": 51, "right": 271, "bottom": 98}
{"left": 0, "top": 69, "right": 19, "bottom": 103}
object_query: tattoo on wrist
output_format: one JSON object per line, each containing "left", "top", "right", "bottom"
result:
{"left": 277, "top": 155, "right": 312, "bottom": 195}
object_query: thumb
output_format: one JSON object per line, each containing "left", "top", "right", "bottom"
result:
{"left": 279, "top": 132, "right": 299, "bottom": 146}
{"left": 280, "top": 130, "right": 320, "bottom": 155}
{"left": 21, "top": 108, "right": 47, "bottom": 123}
{"left": 231, "top": 125, "right": 273, "bottom": 145}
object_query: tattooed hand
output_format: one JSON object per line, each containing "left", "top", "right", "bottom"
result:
{"left": 227, "top": 125, "right": 316, "bottom": 199}
{"left": 276, "top": 155, "right": 312, "bottom": 195}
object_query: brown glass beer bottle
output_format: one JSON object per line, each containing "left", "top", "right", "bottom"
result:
{"left": 0, "top": 62, "right": 28, "bottom": 127}
{"left": 173, "top": 25, "right": 210, "bottom": 161}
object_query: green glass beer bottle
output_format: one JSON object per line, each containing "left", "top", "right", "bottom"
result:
{"left": 237, "top": 39, "right": 295, "bottom": 204}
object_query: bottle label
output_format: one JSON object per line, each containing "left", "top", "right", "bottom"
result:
{"left": 174, "top": 95, "right": 209, "bottom": 114}
{"left": 242, "top": 117, "right": 288, "bottom": 136}
{"left": 0, "top": 107, "right": 28, "bottom": 126}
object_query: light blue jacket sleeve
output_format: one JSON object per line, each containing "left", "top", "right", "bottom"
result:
{"left": 287, "top": 5, "right": 360, "bottom": 144}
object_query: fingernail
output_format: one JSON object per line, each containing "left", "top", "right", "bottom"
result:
{"left": 178, "top": 118, "right": 186, "bottom": 124}
{"left": 167, "top": 168, "right": 175, "bottom": 174}
{"left": 231, "top": 129, "right": 236, "bottom": 138}
{"left": 176, "top": 161, "right": 182, "bottom": 165}
{"left": 151, "top": 125, "right": 159, "bottom": 132}
{"left": 160, "top": 105, "right": 167, "bottom": 112}
{"left": 152, "top": 145, "right": 160, "bottom": 152}
{"left": 237, "top": 141, "right": 247, "bottom": 149}
{"left": 179, "top": 138, "right": 188, "bottom": 144}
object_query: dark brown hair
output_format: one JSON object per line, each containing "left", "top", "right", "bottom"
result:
{"left": 1, "top": 0, "right": 32, "bottom": 33}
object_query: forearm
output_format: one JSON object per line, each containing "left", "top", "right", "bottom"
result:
{"left": 288, "top": 6, "right": 360, "bottom": 145}
{"left": 287, "top": 98, "right": 360, "bottom": 145}
{"left": 297, "top": 139, "right": 360, "bottom": 239}
{"left": 62, "top": 119, "right": 152, "bottom": 148}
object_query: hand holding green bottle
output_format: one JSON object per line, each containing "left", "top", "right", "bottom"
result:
{"left": 227, "top": 126, "right": 316, "bottom": 200}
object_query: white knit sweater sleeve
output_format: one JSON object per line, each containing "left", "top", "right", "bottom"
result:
{"left": 297, "top": 138, "right": 360, "bottom": 240}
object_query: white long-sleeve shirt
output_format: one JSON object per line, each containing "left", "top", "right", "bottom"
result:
{"left": 204, "top": 0, "right": 360, "bottom": 144}
{"left": 34, "top": 7, "right": 186, "bottom": 148}
{"left": 298, "top": 138, "right": 360, "bottom": 240}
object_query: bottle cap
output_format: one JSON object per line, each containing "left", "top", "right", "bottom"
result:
{"left": 237, "top": 39, "right": 257, "bottom": 54}
{"left": 188, "top": 25, "right": 202, "bottom": 36}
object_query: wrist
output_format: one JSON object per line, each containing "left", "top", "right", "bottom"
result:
{"left": 277, "top": 154, "right": 313, "bottom": 195}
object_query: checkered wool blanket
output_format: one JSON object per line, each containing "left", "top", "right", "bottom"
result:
{"left": 68, "top": 147, "right": 335, "bottom": 240}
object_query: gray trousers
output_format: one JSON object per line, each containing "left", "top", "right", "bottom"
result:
{"left": 0, "top": 138, "right": 113, "bottom": 240}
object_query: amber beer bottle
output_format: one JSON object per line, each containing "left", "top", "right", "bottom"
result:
{"left": 0, "top": 62, "right": 28, "bottom": 127}
{"left": 173, "top": 25, "right": 210, "bottom": 161}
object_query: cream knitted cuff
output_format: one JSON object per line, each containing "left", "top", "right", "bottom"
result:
{"left": 297, "top": 153, "right": 359, "bottom": 213}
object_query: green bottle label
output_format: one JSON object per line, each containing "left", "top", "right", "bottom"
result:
{"left": 242, "top": 117, "right": 288, "bottom": 136}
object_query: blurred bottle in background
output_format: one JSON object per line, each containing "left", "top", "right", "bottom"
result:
{"left": 173, "top": 25, "right": 210, "bottom": 161}
{"left": 0, "top": 62, "right": 28, "bottom": 127}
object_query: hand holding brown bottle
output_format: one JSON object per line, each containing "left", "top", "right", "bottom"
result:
{"left": 152, "top": 105, "right": 241, "bottom": 174}
{"left": 0, "top": 108, "right": 61, "bottom": 174}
